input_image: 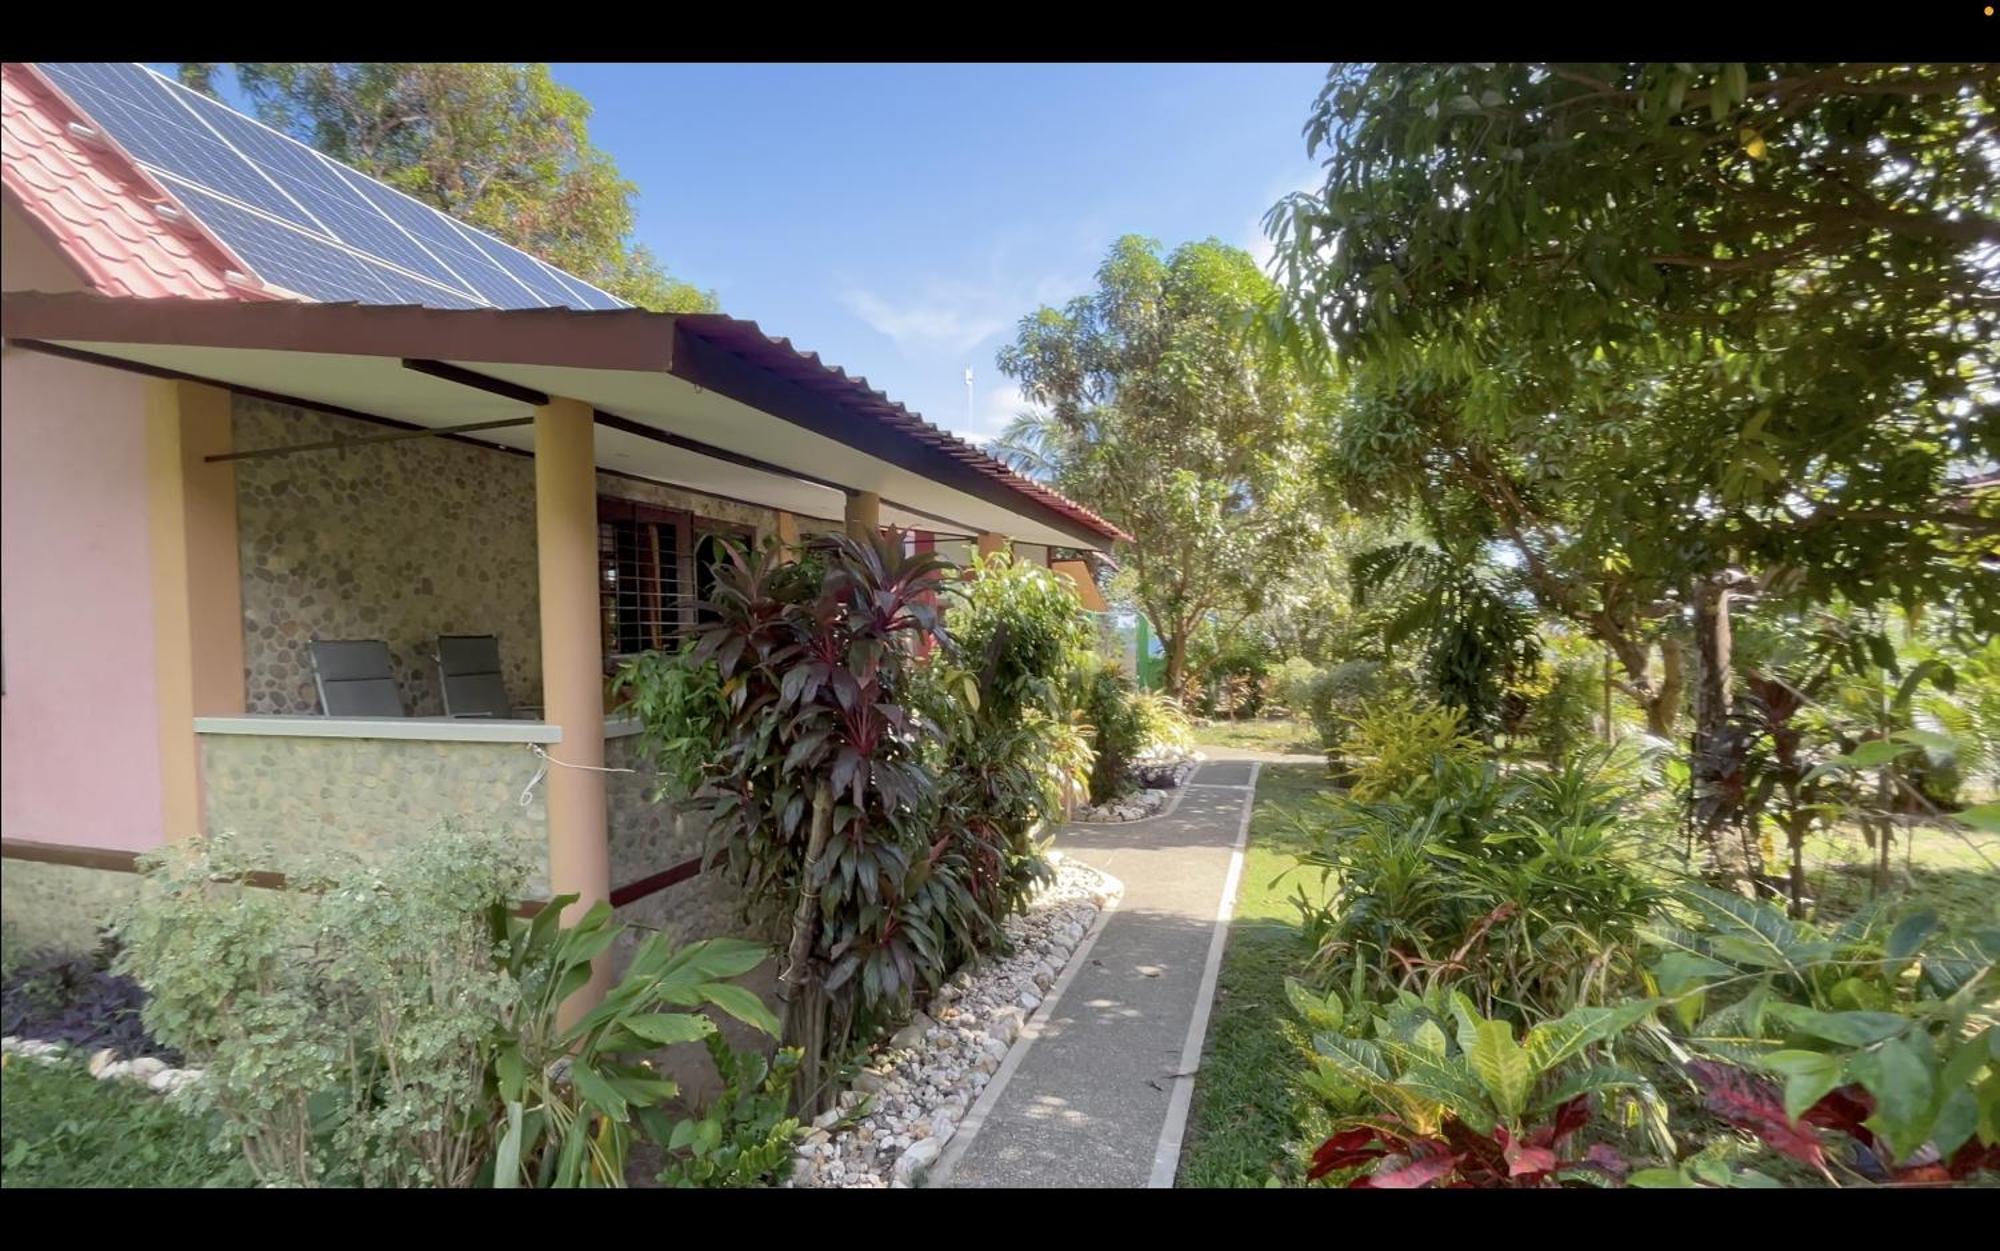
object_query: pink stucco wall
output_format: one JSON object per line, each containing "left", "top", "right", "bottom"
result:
{"left": 2, "top": 218, "right": 167, "bottom": 849}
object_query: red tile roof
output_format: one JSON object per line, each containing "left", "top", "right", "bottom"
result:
{"left": 1, "top": 62, "right": 252, "bottom": 301}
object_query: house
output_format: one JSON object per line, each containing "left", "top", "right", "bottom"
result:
{"left": 0, "top": 61, "right": 1127, "bottom": 975}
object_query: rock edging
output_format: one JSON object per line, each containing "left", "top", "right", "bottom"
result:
{"left": 788, "top": 855, "right": 1123, "bottom": 1189}
{"left": 1, "top": 1035, "right": 205, "bottom": 1095}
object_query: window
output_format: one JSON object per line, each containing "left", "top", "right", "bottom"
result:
{"left": 598, "top": 498, "right": 756, "bottom": 671}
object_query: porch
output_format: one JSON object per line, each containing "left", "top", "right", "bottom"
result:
{"left": 0, "top": 290, "right": 1124, "bottom": 996}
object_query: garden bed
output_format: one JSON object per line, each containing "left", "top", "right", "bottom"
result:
{"left": 788, "top": 855, "right": 1122, "bottom": 1188}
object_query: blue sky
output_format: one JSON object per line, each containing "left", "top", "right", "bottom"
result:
{"left": 556, "top": 63, "right": 1329, "bottom": 442}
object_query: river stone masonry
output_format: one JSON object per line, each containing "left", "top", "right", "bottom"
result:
{"left": 787, "top": 855, "right": 1122, "bottom": 1189}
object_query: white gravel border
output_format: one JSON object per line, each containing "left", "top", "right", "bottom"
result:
{"left": 788, "top": 855, "right": 1125, "bottom": 1188}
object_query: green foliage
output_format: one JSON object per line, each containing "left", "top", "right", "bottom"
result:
{"left": 1273, "top": 657, "right": 1324, "bottom": 715}
{"left": 656, "top": 1036, "right": 803, "bottom": 1187}
{"left": 176, "top": 63, "right": 717, "bottom": 311}
{"left": 1303, "top": 659, "right": 1389, "bottom": 758}
{"left": 1335, "top": 699, "right": 1484, "bottom": 802}
{"left": 611, "top": 640, "right": 727, "bottom": 800}
{"left": 1077, "top": 656, "right": 1145, "bottom": 804}
{"left": 115, "top": 830, "right": 776, "bottom": 1188}
{"left": 487, "top": 902, "right": 777, "bottom": 1188}
{"left": 1519, "top": 648, "right": 1606, "bottom": 766}
{"left": 0, "top": 1058, "right": 251, "bottom": 1188}
{"left": 1186, "top": 625, "right": 1275, "bottom": 718}
{"left": 1648, "top": 886, "right": 1999, "bottom": 1177}
{"left": 1293, "top": 981, "right": 1662, "bottom": 1186}
{"left": 117, "top": 830, "right": 527, "bottom": 1187}
{"left": 1294, "top": 745, "right": 1669, "bottom": 1016}
{"left": 947, "top": 552, "right": 1095, "bottom": 727}
{"left": 1130, "top": 689, "right": 1195, "bottom": 759}
{"left": 994, "top": 234, "right": 1333, "bottom": 694}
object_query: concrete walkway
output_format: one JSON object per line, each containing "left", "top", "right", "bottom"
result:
{"left": 934, "top": 756, "right": 1261, "bottom": 1188}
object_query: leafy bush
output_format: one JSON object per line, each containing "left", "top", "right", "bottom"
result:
{"left": 610, "top": 640, "right": 726, "bottom": 801}
{"left": 1187, "top": 628, "right": 1274, "bottom": 719}
{"left": 1274, "top": 657, "right": 1323, "bottom": 715}
{"left": 656, "top": 1035, "right": 803, "bottom": 1187}
{"left": 1305, "top": 659, "right": 1387, "bottom": 755}
{"left": 1336, "top": 699, "right": 1484, "bottom": 801}
{"left": 1131, "top": 689, "right": 1194, "bottom": 759}
{"left": 1289, "top": 979, "right": 1660, "bottom": 1187}
{"left": 1647, "top": 886, "right": 1999, "bottom": 1182}
{"left": 1293, "top": 746, "right": 1668, "bottom": 1016}
{"left": 116, "top": 831, "right": 777, "bottom": 1188}
{"left": 1078, "top": 655, "right": 1144, "bottom": 804}
{"left": 1519, "top": 654, "right": 1603, "bottom": 765}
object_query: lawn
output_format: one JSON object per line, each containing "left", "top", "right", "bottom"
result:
{"left": 1191, "top": 716, "right": 1320, "bottom": 757}
{"left": 1177, "top": 761, "right": 1337, "bottom": 1187}
{"left": 0, "top": 1058, "right": 248, "bottom": 1188}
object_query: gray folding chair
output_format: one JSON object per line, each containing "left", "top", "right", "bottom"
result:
{"left": 434, "top": 634, "right": 512, "bottom": 719}
{"left": 309, "top": 639, "right": 405, "bottom": 717}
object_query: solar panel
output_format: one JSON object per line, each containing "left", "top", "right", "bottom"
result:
{"left": 30, "top": 62, "right": 632, "bottom": 312}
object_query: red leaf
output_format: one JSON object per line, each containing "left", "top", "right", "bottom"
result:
{"left": 1801, "top": 1085, "right": 1876, "bottom": 1149}
{"left": 1363, "top": 1153, "right": 1460, "bottom": 1189}
{"left": 1504, "top": 1141, "right": 1559, "bottom": 1178}
{"left": 1309, "top": 1128, "right": 1388, "bottom": 1180}
{"left": 1581, "top": 1142, "right": 1629, "bottom": 1181}
{"left": 1688, "top": 1061, "right": 1827, "bottom": 1170}
{"left": 1945, "top": 1139, "right": 2000, "bottom": 1179}
{"left": 1549, "top": 1094, "right": 1593, "bottom": 1145}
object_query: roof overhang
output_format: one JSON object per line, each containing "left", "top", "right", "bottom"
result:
{"left": 0, "top": 292, "right": 1127, "bottom": 549}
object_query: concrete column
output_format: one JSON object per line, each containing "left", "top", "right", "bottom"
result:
{"left": 534, "top": 396, "right": 611, "bottom": 1018}
{"left": 975, "top": 531, "right": 1009, "bottom": 563}
{"left": 845, "top": 490, "right": 881, "bottom": 542}
{"left": 774, "top": 509, "right": 801, "bottom": 561}
{"left": 145, "top": 379, "right": 243, "bottom": 842}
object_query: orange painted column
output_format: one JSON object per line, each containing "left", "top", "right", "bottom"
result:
{"left": 145, "top": 379, "right": 244, "bottom": 842}
{"left": 845, "top": 490, "right": 881, "bottom": 542}
{"left": 975, "top": 531, "right": 1009, "bottom": 563}
{"left": 775, "top": 509, "right": 801, "bottom": 561}
{"left": 534, "top": 397, "right": 612, "bottom": 1019}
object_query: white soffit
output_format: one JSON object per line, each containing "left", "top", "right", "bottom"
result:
{"left": 44, "top": 339, "right": 1086, "bottom": 545}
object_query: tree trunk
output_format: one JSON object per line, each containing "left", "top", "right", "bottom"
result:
{"left": 1653, "top": 632, "right": 1687, "bottom": 739}
{"left": 1164, "top": 628, "right": 1190, "bottom": 698}
{"left": 1690, "top": 574, "right": 1759, "bottom": 892}
{"left": 781, "top": 780, "right": 835, "bottom": 1115}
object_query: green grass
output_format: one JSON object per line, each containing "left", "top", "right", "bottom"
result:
{"left": 0, "top": 1058, "right": 249, "bottom": 1188}
{"left": 1191, "top": 716, "right": 1321, "bottom": 756}
{"left": 1179, "top": 762, "right": 1338, "bottom": 1187}
{"left": 1802, "top": 822, "right": 1998, "bottom": 930}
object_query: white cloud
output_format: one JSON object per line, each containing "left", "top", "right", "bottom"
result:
{"left": 840, "top": 288, "right": 1008, "bottom": 355}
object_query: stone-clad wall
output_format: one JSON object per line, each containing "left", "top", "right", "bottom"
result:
{"left": 233, "top": 396, "right": 543, "bottom": 717}
{"left": 199, "top": 733, "right": 552, "bottom": 895}
{"left": 232, "top": 395, "right": 783, "bottom": 716}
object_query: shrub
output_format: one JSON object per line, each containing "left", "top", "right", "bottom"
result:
{"left": 610, "top": 640, "right": 726, "bottom": 801}
{"left": 1274, "top": 657, "right": 1323, "bottom": 715}
{"left": 1291, "top": 979, "right": 1661, "bottom": 1187}
{"left": 1078, "top": 656, "right": 1144, "bottom": 804}
{"left": 656, "top": 1035, "right": 804, "bottom": 1187}
{"left": 1336, "top": 699, "right": 1484, "bottom": 802}
{"left": 1519, "top": 655, "right": 1603, "bottom": 765}
{"left": 1293, "top": 746, "right": 1668, "bottom": 1016}
{"left": 1305, "top": 660, "right": 1388, "bottom": 756}
{"left": 1131, "top": 689, "right": 1194, "bottom": 759}
{"left": 1646, "top": 887, "right": 1999, "bottom": 1182}
{"left": 116, "top": 831, "right": 777, "bottom": 1188}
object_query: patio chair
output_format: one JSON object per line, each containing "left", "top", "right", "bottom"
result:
{"left": 434, "top": 634, "right": 513, "bottom": 719}
{"left": 309, "top": 639, "right": 405, "bottom": 717}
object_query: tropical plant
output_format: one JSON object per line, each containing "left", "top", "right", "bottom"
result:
{"left": 487, "top": 900, "right": 777, "bottom": 1188}
{"left": 1130, "top": 689, "right": 1194, "bottom": 760}
{"left": 1303, "top": 659, "right": 1390, "bottom": 761}
{"left": 1274, "top": 657, "right": 1324, "bottom": 717}
{"left": 611, "top": 639, "right": 726, "bottom": 801}
{"left": 1290, "top": 979, "right": 1660, "bottom": 1187}
{"left": 1294, "top": 746, "right": 1669, "bottom": 1015}
{"left": 655, "top": 1035, "right": 803, "bottom": 1188}
{"left": 1334, "top": 699, "right": 1485, "bottom": 802}
{"left": 1647, "top": 885, "right": 1999, "bottom": 1182}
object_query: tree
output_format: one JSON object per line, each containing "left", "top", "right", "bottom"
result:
{"left": 175, "top": 64, "right": 716, "bottom": 313}
{"left": 994, "top": 235, "right": 1331, "bottom": 695}
{"left": 1270, "top": 63, "right": 1999, "bottom": 880}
